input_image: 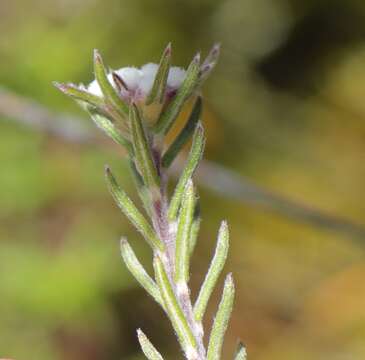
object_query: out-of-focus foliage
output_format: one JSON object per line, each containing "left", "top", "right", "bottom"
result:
{"left": 0, "top": 0, "right": 365, "bottom": 359}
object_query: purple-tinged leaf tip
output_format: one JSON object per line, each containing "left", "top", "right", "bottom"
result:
{"left": 164, "top": 42, "right": 172, "bottom": 56}
{"left": 104, "top": 164, "right": 111, "bottom": 174}
{"left": 93, "top": 49, "right": 102, "bottom": 62}
{"left": 211, "top": 43, "right": 221, "bottom": 56}
{"left": 193, "top": 52, "right": 201, "bottom": 64}
{"left": 53, "top": 81, "right": 65, "bottom": 91}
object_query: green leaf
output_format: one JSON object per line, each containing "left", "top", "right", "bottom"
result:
{"left": 130, "top": 104, "right": 160, "bottom": 189}
{"left": 194, "top": 221, "right": 229, "bottom": 322}
{"left": 146, "top": 43, "right": 171, "bottom": 105}
{"left": 153, "top": 256, "right": 198, "bottom": 357}
{"left": 120, "top": 237, "right": 163, "bottom": 306}
{"left": 189, "top": 202, "right": 201, "bottom": 257}
{"left": 162, "top": 96, "right": 202, "bottom": 168}
{"left": 203, "top": 43, "right": 220, "bottom": 67}
{"left": 199, "top": 43, "right": 220, "bottom": 81}
{"left": 105, "top": 166, "right": 164, "bottom": 251}
{"left": 154, "top": 53, "right": 201, "bottom": 134}
{"left": 175, "top": 180, "right": 195, "bottom": 283}
{"left": 168, "top": 123, "right": 205, "bottom": 220}
{"left": 128, "top": 158, "right": 144, "bottom": 188}
{"left": 206, "top": 274, "right": 235, "bottom": 360}
{"left": 53, "top": 82, "right": 104, "bottom": 108}
{"left": 233, "top": 342, "right": 247, "bottom": 360}
{"left": 93, "top": 49, "right": 129, "bottom": 116}
{"left": 137, "top": 329, "right": 165, "bottom": 360}
{"left": 89, "top": 112, "right": 132, "bottom": 152}
{"left": 128, "top": 159, "right": 153, "bottom": 217}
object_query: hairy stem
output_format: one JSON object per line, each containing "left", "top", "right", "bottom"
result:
{"left": 54, "top": 45, "right": 237, "bottom": 360}
{"left": 151, "top": 146, "right": 206, "bottom": 360}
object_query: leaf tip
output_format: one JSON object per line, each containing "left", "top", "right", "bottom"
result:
{"left": 153, "top": 254, "right": 164, "bottom": 272}
{"left": 225, "top": 272, "right": 234, "bottom": 288}
{"left": 193, "top": 52, "right": 201, "bottom": 64}
{"left": 93, "top": 48, "right": 102, "bottom": 62}
{"left": 211, "top": 42, "right": 221, "bottom": 56}
{"left": 196, "top": 121, "right": 205, "bottom": 136}
{"left": 235, "top": 341, "right": 247, "bottom": 359}
{"left": 219, "top": 220, "right": 229, "bottom": 235}
{"left": 120, "top": 236, "right": 128, "bottom": 246}
{"left": 53, "top": 81, "right": 73, "bottom": 94}
{"left": 52, "top": 81, "right": 63, "bottom": 90}
{"left": 164, "top": 42, "right": 172, "bottom": 56}
{"left": 201, "top": 62, "right": 214, "bottom": 74}
{"left": 238, "top": 341, "right": 246, "bottom": 351}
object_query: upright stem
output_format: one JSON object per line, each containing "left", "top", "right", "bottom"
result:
{"left": 151, "top": 144, "right": 206, "bottom": 360}
{"left": 56, "top": 44, "right": 237, "bottom": 360}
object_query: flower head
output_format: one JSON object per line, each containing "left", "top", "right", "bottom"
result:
{"left": 87, "top": 63, "right": 186, "bottom": 103}
{"left": 54, "top": 43, "right": 220, "bottom": 135}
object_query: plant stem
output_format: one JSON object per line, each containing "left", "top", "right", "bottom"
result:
{"left": 151, "top": 144, "right": 206, "bottom": 360}
{"left": 55, "top": 45, "right": 238, "bottom": 360}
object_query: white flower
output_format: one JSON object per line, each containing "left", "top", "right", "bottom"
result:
{"left": 87, "top": 63, "right": 186, "bottom": 102}
{"left": 167, "top": 66, "right": 186, "bottom": 89}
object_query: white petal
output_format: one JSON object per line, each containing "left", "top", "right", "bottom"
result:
{"left": 115, "top": 67, "right": 142, "bottom": 90}
{"left": 167, "top": 66, "right": 186, "bottom": 89}
{"left": 87, "top": 63, "right": 187, "bottom": 101}
{"left": 139, "top": 63, "right": 158, "bottom": 95}
{"left": 87, "top": 73, "right": 114, "bottom": 97}
{"left": 141, "top": 63, "right": 158, "bottom": 76}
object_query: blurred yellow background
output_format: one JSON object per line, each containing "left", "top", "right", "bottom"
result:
{"left": 0, "top": 0, "right": 365, "bottom": 359}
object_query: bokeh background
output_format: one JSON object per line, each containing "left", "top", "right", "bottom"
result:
{"left": 1, "top": 0, "right": 365, "bottom": 359}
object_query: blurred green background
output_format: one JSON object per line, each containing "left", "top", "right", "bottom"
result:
{"left": 1, "top": 0, "right": 365, "bottom": 359}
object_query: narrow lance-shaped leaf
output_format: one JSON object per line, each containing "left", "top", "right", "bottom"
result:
{"left": 189, "top": 201, "right": 201, "bottom": 256}
{"left": 137, "top": 329, "right": 165, "bottom": 360}
{"left": 202, "top": 43, "right": 220, "bottom": 67}
{"left": 55, "top": 82, "right": 131, "bottom": 152}
{"left": 233, "top": 342, "right": 247, "bottom": 360}
{"left": 120, "top": 238, "right": 163, "bottom": 306}
{"left": 128, "top": 159, "right": 154, "bottom": 218}
{"left": 168, "top": 123, "right": 205, "bottom": 220}
{"left": 53, "top": 82, "right": 104, "bottom": 108}
{"left": 130, "top": 104, "right": 160, "bottom": 189}
{"left": 175, "top": 180, "right": 195, "bottom": 284}
{"left": 128, "top": 158, "right": 144, "bottom": 189}
{"left": 194, "top": 220, "right": 229, "bottom": 322}
{"left": 198, "top": 43, "right": 220, "bottom": 84}
{"left": 93, "top": 49, "right": 129, "bottom": 116}
{"left": 146, "top": 43, "right": 171, "bottom": 105}
{"left": 206, "top": 274, "right": 235, "bottom": 360}
{"left": 162, "top": 96, "right": 202, "bottom": 168}
{"left": 105, "top": 166, "right": 164, "bottom": 251}
{"left": 154, "top": 53, "right": 201, "bottom": 135}
{"left": 153, "top": 256, "right": 198, "bottom": 358}
{"left": 89, "top": 112, "right": 132, "bottom": 153}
